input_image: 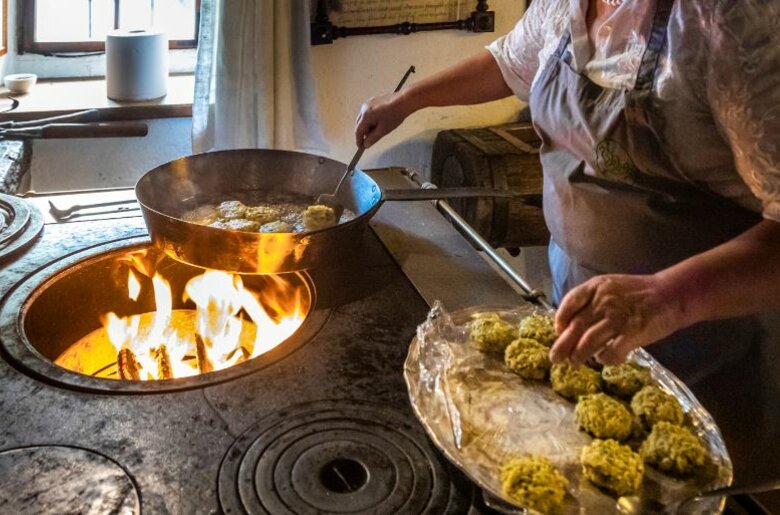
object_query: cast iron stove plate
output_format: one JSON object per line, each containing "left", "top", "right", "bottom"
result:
{"left": 0, "top": 193, "right": 43, "bottom": 263}
{"left": 219, "top": 400, "right": 472, "bottom": 514}
{"left": 0, "top": 445, "right": 140, "bottom": 515}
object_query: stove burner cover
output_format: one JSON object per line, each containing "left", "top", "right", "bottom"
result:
{"left": 0, "top": 193, "right": 43, "bottom": 263}
{"left": 0, "top": 445, "right": 140, "bottom": 514}
{"left": 218, "top": 400, "right": 471, "bottom": 514}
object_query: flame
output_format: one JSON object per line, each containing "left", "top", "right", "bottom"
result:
{"left": 127, "top": 270, "right": 141, "bottom": 301}
{"left": 93, "top": 268, "right": 307, "bottom": 381}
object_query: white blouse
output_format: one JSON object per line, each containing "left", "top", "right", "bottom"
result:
{"left": 488, "top": 0, "right": 780, "bottom": 223}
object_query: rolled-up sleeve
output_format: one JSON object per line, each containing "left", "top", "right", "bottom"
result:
{"left": 487, "top": 0, "right": 551, "bottom": 101}
{"left": 706, "top": 1, "right": 780, "bottom": 222}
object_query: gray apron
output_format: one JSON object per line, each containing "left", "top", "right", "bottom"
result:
{"left": 528, "top": 0, "right": 764, "bottom": 383}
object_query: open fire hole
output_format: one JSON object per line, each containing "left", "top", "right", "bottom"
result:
{"left": 2, "top": 243, "right": 324, "bottom": 393}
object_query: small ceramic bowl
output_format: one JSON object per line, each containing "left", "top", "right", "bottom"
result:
{"left": 3, "top": 73, "right": 38, "bottom": 94}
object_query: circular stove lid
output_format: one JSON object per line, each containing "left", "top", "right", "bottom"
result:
{"left": 0, "top": 445, "right": 140, "bottom": 514}
{"left": 0, "top": 193, "right": 43, "bottom": 263}
{"left": 219, "top": 400, "right": 472, "bottom": 515}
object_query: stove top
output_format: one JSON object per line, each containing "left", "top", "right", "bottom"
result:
{"left": 0, "top": 169, "right": 768, "bottom": 515}
{"left": 0, "top": 169, "right": 525, "bottom": 514}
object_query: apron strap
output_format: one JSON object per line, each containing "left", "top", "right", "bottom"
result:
{"left": 553, "top": 31, "right": 572, "bottom": 60}
{"left": 635, "top": 0, "right": 675, "bottom": 91}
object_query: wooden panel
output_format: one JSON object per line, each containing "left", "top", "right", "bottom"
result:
{"left": 431, "top": 122, "right": 550, "bottom": 248}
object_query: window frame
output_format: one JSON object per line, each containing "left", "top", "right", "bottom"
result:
{"left": 0, "top": 0, "right": 7, "bottom": 57}
{"left": 19, "top": 0, "right": 201, "bottom": 54}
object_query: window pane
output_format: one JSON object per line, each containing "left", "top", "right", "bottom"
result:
{"left": 0, "top": 0, "right": 5, "bottom": 50}
{"left": 118, "top": 0, "right": 153, "bottom": 32}
{"left": 153, "top": 0, "right": 196, "bottom": 40}
{"left": 36, "top": 0, "right": 91, "bottom": 42}
{"left": 91, "top": 0, "right": 116, "bottom": 41}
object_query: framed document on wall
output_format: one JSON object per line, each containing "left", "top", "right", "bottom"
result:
{"left": 311, "top": 0, "right": 495, "bottom": 45}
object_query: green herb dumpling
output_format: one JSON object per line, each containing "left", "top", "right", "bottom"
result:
{"left": 631, "top": 386, "right": 684, "bottom": 430}
{"left": 500, "top": 456, "right": 568, "bottom": 514}
{"left": 581, "top": 439, "right": 644, "bottom": 496}
{"left": 639, "top": 421, "right": 708, "bottom": 477}
{"left": 504, "top": 338, "right": 551, "bottom": 380}
{"left": 551, "top": 362, "right": 602, "bottom": 401}
{"left": 575, "top": 393, "right": 634, "bottom": 442}
{"left": 518, "top": 313, "right": 557, "bottom": 347}
{"left": 469, "top": 314, "right": 519, "bottom": 354}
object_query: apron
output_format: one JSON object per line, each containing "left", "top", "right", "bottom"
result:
{"left": 528, "top": 0, "right": 764, "bottom": 384}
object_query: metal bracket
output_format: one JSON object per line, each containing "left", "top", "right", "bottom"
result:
{"left": 311, "top": 1, "right": 494, "bottom": 45}
{"left": 396, "top": 167, "right": 552, "bottom": 309}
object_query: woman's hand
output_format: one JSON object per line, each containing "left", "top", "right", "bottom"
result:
{"left": 354, "top": 92, "right": 414, "bottom": 148}
{"left": 353, "top": 51, "right": 513, "bottom": 148}
{"left": 550, "top": 274, "right": 683, "bottom": 366}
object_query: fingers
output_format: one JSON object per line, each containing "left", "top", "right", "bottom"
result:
{"left": 354, "top": 97, "right": 382, "bottom": 147}
{"left": 550, "top": 283, "right": 596, "bottom": 363}
{"left": 550, "top": 316, "right": 595, "bottom": 364}
{"left": 354, "top": 109, "right": 371, "bottom": 147}
{"left": 355, "top": 112, "right": 382, "bottom": 148}
{"left": 594, "top": 336, "right": 632, "bottom": 365}
{"left": 570, "top": 319, "right": 617, "bottom": 366}
{"left": 354, "top": 93, "right": 406, "bottom": 148}
{"left": 555, "top": 283, "right": 595, "bottom": 335}
{"left": 550, "top": 274, "right": 674, "bottom": 366}
{"left": 362, "top": 124, "right": 384, "bottom": 148}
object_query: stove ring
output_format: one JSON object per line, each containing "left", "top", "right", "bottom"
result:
{"left": 0, "top": 236, "right": 329, "bottom": 393}
{"left": 0, "top": 193, "right": 43, "bottom": 264}
{"left": 218, "top": 399, "right": 472, "bottom": 515}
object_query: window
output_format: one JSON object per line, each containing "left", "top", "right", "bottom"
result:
{"left": 21, "top": 0, "right": 200, "bottom": 54}
{"left": 0, "top": 0, "right": 7, "bottom": 57}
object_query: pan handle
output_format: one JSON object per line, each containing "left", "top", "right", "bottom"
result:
{"left": 0, "top": 109, "right": 101, "bottom": 129}
{"left": 382, "top": 187, "right": 541, "bottom": 206}
{"left": 0, "top": 122, "right": 149, "bottom": 139}
{"left": 40, "top": 122, "right": 149, "bottom": 139}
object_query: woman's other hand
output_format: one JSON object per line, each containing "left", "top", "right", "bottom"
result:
{"left": 550, "top": 274, "right": 682, "bottom": 366}
{"left": 354, "top": 92, "right": 413, "bottom": 148}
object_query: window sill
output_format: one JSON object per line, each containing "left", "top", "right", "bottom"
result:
{"left": 0, "top": 74, "right": 194, "bottom": 122}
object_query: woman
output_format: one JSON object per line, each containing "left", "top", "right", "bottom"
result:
{"left": 355, "top": 0, "right": 780, "bottom": 383}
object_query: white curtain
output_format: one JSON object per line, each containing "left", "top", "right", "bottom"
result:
{"left": 192, "top": 0, "right": 327, "bottom": 154}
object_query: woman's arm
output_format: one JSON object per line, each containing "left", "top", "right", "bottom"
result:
{"left": 355, "top": 50, "right": 513, "bottom": 147}
{"left": 550, "top": 219, "right": 780, "bottom": 366}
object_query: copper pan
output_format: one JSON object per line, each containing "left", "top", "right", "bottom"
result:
{"left": 135, "top": 149, "right": 521, "bottom": 274}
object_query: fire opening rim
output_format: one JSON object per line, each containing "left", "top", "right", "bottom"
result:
{"left": 0, "top": 236, "right": 329, "bottom": 394}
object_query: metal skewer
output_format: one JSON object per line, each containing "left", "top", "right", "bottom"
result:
{"left": 317, "top": 65, "right": 416, "bottom": 218}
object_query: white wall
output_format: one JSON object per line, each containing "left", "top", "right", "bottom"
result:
{"left": 28, "top": 117, "right": 192, "bottom": 192}
{"left": 311, "top": 0, "right": 526, "bottom": 176}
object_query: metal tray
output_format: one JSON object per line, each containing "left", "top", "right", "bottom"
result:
{"left": 403, "top": 303, "right": 733, "bottom": 514}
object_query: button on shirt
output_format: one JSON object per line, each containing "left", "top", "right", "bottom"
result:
{"left": 487, "top": 0, "right": 780, "bottom": 222}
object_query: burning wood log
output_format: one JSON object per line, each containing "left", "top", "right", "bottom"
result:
{"left": 195, "top": 334, "right": 213, "bottom": 374}
{"left": 154, "top": 345, "right": 173, "bottom": 380}
{"left": 225, "top": 345, "right": 250, "bottom": 364}
{"left": 117, "top": 348, "right": 141, "bottom": 380}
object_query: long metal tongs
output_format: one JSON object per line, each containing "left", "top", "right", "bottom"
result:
{"left": 0, "top": 108, "right": 101, "bottom": 128}
{"left": 317, "top": 65, "right": 417, "bottom": 218}
{"left": 0, "top": 108, "right": 148, "bottom": 139}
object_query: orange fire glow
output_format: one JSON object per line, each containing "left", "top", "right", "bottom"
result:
{"left": 99, "top": 268, "right": 307, "bottom": 381}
